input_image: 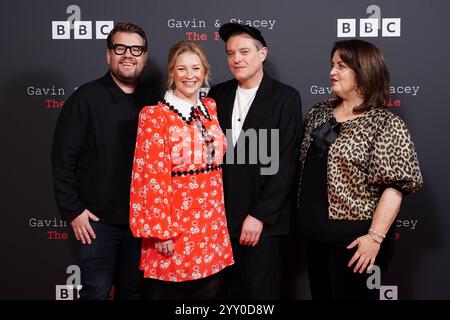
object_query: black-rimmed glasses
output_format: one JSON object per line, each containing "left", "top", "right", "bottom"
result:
{"left": 110, "top": 44, "right": 146, "bottom": 57}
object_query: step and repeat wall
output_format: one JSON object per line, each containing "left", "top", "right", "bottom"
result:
{"left": 1, "top": 0, "right": 448, "bottom": 299}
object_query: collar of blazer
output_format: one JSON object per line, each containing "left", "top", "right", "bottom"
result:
{"left": 221, "top": 72, "right": 274, "bottom": 136}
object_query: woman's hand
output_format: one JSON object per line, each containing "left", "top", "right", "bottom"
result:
{"left": 347, "top": 234, "right": 381, "bottom": 273}
{"left": 154, "top": 239, "right": 174, "bottom": 257}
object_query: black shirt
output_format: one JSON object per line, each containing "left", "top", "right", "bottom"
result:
{"left": 298, "top": 148, "right": 371, "bottom": 244}
{"left": 51, "top": 72, "right": 160, "bottom": 224}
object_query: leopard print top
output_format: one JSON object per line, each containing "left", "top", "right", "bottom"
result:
{"left": 297, "top": 99, "right": 423, "bottom": 220}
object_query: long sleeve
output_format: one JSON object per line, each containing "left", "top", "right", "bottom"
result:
{"left": 368, "top": 114, "right": 423, "bottom": 195}
{"left": 249, "top": 90, "right": 303, "bottom": 225}
{"left": 130, "top": 106, "right": 183, "bottom": 239}
{"left": 51, "top": 92, "right": 88, "bottom": 221}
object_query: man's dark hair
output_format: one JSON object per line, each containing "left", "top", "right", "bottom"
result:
{"left": 106, "top": 22, "right": 148, "bottom": 50}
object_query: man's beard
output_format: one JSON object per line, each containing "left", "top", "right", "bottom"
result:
{"left": 111, "top": 68, "right": 138, "bottom": 85}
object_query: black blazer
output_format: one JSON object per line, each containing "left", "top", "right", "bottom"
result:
{"left": 208, "top": 73, "right": 302, "bottom": 237}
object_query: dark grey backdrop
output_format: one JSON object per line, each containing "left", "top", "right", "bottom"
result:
{"left": 0, "top": 0, "right": 448, "bottom": 299}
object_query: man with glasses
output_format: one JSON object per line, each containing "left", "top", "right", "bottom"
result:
{"left": 52, "top": 22, "right": 159, "bottom": 299}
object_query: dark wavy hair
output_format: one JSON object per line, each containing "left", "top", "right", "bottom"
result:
{"left": 331, "top": 39, "right": 390, "bottom": 113}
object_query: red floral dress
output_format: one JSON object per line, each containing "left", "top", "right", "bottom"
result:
{"left": 130, "top": 92, "right": 234, "bottom": 282}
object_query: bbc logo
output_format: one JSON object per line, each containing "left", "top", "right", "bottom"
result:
{"left": 337, "top": 18, "right": 401, "bottom": 37}
{"left": 52, "top": 21, "right": 114, "bottom": 39}
{"left": 55, "top": 285, "right": 82, "bottom": 300}
{"left": 380, "top": 285, "right": 398, "bottom": 300}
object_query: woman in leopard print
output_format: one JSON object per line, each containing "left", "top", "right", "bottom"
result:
{"left": 297, "top": 40, "right": 423, "bottom": 300}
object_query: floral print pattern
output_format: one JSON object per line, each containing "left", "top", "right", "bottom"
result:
{"left": 130, "top": 95, "right": 234, "bottom": 281}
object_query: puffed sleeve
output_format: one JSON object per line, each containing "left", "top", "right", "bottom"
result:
{"left": 368, "top": 114, "right": 423, "bottom": 194}
{"left": 129, "top": 106, "right": 183, "bottom": 239}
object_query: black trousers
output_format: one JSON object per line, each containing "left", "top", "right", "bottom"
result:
{"left": 77, "top": 222, "right": 143, "bottom": 300}
{"left": 223, "top": 236, "right": 283, "bottom": 300}
{"left": 305, "top": 237, "right": 396, "bottom": 300}
{"left": 143, "top": 271, "right": 223, "bottom": 300}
